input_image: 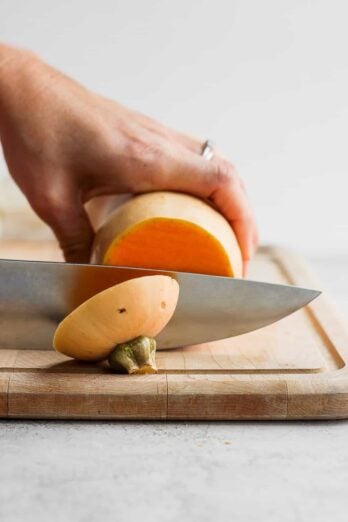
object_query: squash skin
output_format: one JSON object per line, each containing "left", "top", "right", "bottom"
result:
{"left": 92, "top": 191, "right": 243, "bottom": 278}
{"left": 53, "top": 275, "right": 179, "bottom": 361}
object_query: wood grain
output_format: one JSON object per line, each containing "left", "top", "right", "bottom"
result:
{"left": 8, "top": 373, "right": 168, "bottom": 420}
{"left": 0, "top": 373, "right": 10, "bottom": 416}
{"left": 1, "top": 240, "right": 348, "bottom": 420}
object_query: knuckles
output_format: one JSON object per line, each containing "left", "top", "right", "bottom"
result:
{"left": 30, "top": 189, "right": 63, "bottom": 221}
{"left": 212, "top": 160, "right": 239, "bottom": 189}
{"left": 29, "top": 182, "right": 74, "bottom": 225}
{"left": 60, "top": 239, "right": 92, "bottom": 263}
{"left": 122, "top": 135, "right": 171, "bottom": 188}
{"left": 127, "top": 137, "right": 167, "bottom": 169}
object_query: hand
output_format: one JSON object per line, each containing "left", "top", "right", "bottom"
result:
{"left": 0, "top": 45, "right": 258, "bottom": 271}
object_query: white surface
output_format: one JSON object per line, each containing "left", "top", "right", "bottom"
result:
{"left": 0, "top": 258, "right": 348, "bottom": 522}
{"left": 1, "top": 0, "right": 348, "bottom": 255}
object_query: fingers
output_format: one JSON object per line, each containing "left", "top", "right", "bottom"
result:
{"left": 53, "top": 204, "right": 94, "bottom": 263}
{"left": 30, "top": 181, "right": 94, "bottom": 263}
{"left": 212, "top": 179, "right": 258, "bottom": 274}
{"left": 158, "top": 150, "right": 259, "bottom": 269}
{"left": 211, "top": 161, "right": 258, "bottom": 257}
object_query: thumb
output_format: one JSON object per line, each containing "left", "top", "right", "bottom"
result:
{"left": 32, "top": 188, "right": 94, "bottom": 263}
{"left": 53, "top": 203, "right": 94, "bottom": 263}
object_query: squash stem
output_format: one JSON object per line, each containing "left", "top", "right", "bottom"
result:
{"left": 108, "top": 336, "right": 157, "bottom": 375}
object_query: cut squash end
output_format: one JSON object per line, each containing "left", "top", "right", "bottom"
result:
{"left": 103, "top": 218, "right": 237, "bottom": 277}
{"left": 92, "top": 191, "right": 243, "bottom": 279}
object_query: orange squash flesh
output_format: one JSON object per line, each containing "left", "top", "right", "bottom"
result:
{"left": 104, "top": 218, "right": 233, "bottom": 276}
{"left": 92, "top": 192, "right": 243, "bottom": 278}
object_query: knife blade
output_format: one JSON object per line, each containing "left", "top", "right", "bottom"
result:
{"left": 0, "top": 258, "right": 320, "bottom": 350}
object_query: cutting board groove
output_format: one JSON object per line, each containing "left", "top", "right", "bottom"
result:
{"left": 1, "top": 241, "right": 348, "bottom": 420}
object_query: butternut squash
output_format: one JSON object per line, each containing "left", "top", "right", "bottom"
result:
{"left": 53, "top": 275, "right": 179, "bottom": 373}
{"left": 92, "top": 191, "right": 242, "bottom": 277}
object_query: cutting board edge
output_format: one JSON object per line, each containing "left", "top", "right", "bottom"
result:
{"left": 2, "top": 367, "right": 348, "bottom": 420}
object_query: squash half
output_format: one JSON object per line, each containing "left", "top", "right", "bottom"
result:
{"left": 92, "top": 191, "right": 242, "bottom": 277}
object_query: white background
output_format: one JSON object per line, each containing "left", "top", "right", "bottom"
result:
{"left": 0, "top": 0, "right": 347, "bottom": 255}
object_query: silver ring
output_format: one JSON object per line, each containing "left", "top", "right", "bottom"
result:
{"left": 201, "top": 140, "right": 214, "bottom": 161}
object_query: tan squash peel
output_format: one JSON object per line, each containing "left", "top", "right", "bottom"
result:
{"left": 53, "top": 275, "right": 179, "bottom": 374}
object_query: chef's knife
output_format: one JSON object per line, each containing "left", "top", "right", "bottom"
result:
{"left": 0, "top": 258, "right": 320, "bottom": 350}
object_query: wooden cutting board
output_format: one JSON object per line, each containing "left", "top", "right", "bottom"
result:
{"left": 1, "top": 241, "right": 348, "bottom": 420}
